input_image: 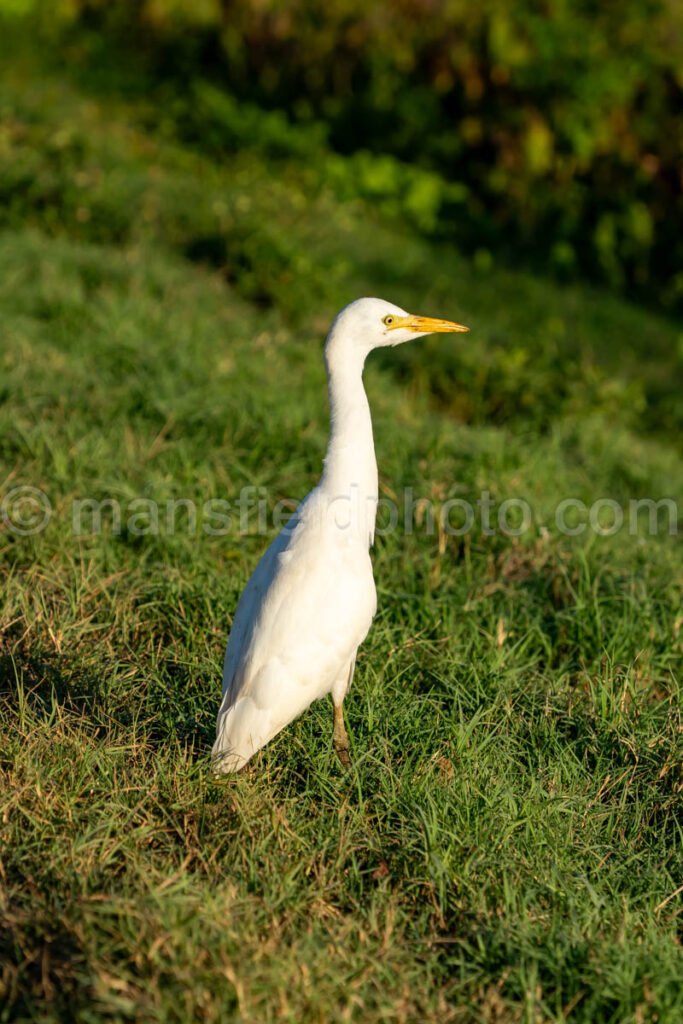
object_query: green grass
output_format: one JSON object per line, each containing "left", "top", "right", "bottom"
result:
{"left": 1, "top": 57, "right": 682, "bottom": 1023}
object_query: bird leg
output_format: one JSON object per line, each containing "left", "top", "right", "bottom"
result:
{"left": 333, "top": 702, "right": 351, "bottom": 768}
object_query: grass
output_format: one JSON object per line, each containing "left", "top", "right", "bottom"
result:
{"left": 0, "top": 51, "right": 682, "bottom": 1024}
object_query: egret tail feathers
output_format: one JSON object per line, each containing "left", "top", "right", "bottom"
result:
{"left": 211, "top": 696, "right": 274, "bottom": 774}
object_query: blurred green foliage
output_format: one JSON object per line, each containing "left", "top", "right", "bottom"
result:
{"left": 1, "top": 72, "right": 680, "bottom": 441}
{"left": 3, "top": 0, "right": 681, "bottom": 313}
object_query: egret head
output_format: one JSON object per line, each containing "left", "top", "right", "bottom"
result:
{"left": 327, "top": 297, "right": 468, "bottom": 357}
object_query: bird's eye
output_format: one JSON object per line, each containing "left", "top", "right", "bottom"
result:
{"left": 383, "top": 315, "right": 394, "bottom": 326}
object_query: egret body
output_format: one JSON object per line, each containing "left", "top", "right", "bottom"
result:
{"left": 212, "top": 297, "right": 468, "bottom": 772}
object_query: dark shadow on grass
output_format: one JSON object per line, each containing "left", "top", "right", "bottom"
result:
{"left": 0, "top": 649, "right": 110, "bottom": 729}
{"left": 0, "top": 648, "right": 215, "bottom": 753}
{"left": 0, "top": 905, "right": 86, "bottom": 1022}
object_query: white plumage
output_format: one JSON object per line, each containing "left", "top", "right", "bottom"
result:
{"left": 212, "top": 297, "right": 468, "bottom": 772}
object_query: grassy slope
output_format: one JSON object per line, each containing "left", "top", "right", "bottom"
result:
{"left": 0, "top": 64, "right": 682, "bottom": 1023}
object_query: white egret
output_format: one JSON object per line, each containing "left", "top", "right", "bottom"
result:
{"left": 212, "top": 297, "right": 468, "bottom": 772}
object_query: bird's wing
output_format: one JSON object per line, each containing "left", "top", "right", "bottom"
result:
{"left": 214, "top": 493, "right": 376, "bottom": 768}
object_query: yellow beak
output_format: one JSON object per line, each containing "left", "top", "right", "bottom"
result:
{"left": 389, "top": 314, "right": 469, "bottom": 334}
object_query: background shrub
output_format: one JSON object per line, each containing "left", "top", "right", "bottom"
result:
{"left": 6, "top": 0, "right": 681, "bottom": 312}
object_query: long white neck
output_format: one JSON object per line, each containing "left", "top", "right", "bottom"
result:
{"left": 320, "top": 339, "right": 378, "bottom": 546}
